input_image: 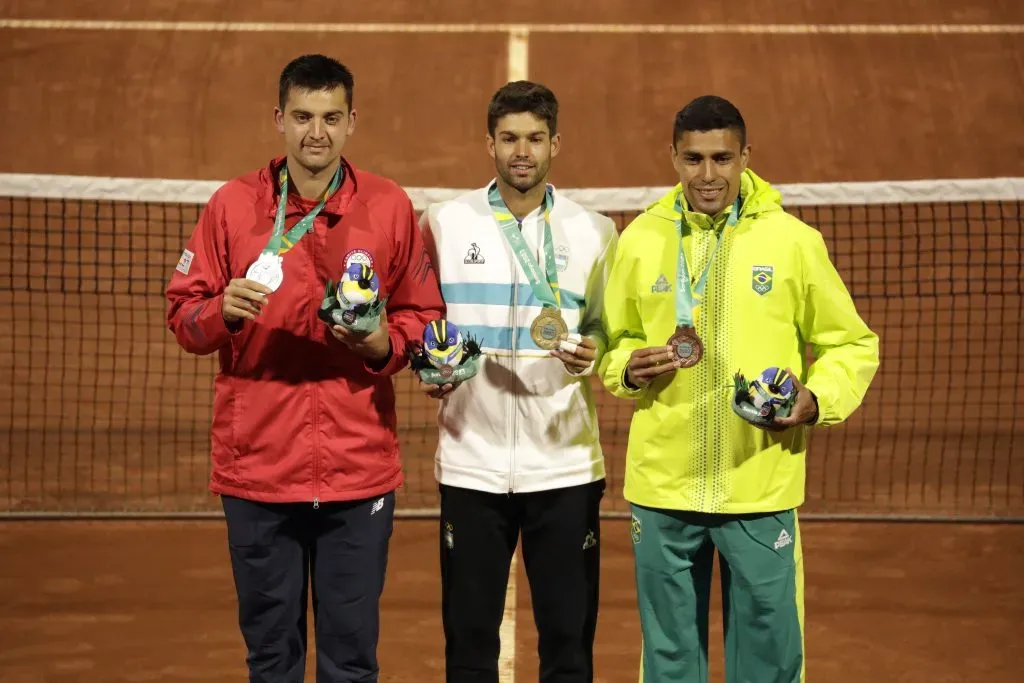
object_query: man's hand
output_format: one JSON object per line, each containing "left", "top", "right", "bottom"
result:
{"left": 330, "top": 310, "right": 392, "bottom": 362}
{"left": 420, "top": 378, "right": 458, "bottom": 400}
{"left": 765, "top": 368, "right": 818, "bottom": 431}
{"left": 550, "top": 334, "right": 597, "bottom": 374}
{"left": 625, "top": 346, "right": 680, "bottom": 388}
{"left": 222, "top": 278, "right": 272, "bottom": 323}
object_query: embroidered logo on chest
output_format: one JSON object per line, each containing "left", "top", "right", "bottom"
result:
{"left": 555, "top": 245, "right": 570, "bottom": 272}
{"left": 752, "top": 265, "right": 774, "bottom": 295}
{"left": 344, "top": 249, "right": 374, "bottom": 269}
{"left": 464, "top": 242, "right": 485, "bottom": 264}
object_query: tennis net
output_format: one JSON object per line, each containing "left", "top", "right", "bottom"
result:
{"left": 0, "top": 174, "right": 1021, "bottom": 520}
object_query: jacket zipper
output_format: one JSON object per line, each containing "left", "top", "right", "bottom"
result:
{"left": 309, "top": 214, "right": 321, "bottom": 509}
{"left": 702, "top": 225, "right": 723, "bottom": 511}
{"left": 509, "top": 218, "right": 522, "bottom": 494}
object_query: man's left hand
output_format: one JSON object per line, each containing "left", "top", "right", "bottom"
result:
{"left": 768, "top": 367, "right": 818, "bottom": 431}
{"left": 330, "top": 311, "right": 392, "bottom": 363}
{"left": 550, "top": 334, "right": 596, "bottom": 374}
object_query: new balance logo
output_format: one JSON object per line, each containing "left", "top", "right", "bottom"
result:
{"left": 651, "top": 274, "right": 671, "bottom": 293}
{"left": 774, "top": 529, "right": 793, "bottom": 550}
{"left": 370, "top": 497, "right": 385, "bottom": 516}
{"left": 464, "top": 243, "right": 485, "bottom": 264}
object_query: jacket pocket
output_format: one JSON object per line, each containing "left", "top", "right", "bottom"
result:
{"left": 210, "top": 376, "right": 238, "bottom": 476}
{"left": 231, "top": 378, "right": 248, "bottom": 463}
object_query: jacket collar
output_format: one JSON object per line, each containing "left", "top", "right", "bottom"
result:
{"left": 483, "top": 177, "right": 557, "bottom": 221}
{"left": 259, "top": 155, "right": 358, "bottom": 219}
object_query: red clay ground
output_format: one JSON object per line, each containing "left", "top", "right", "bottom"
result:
{"left": 1, "top": 520, "right": 1022, "bottom": 682}
{"left": 1, "top": 2, "right": 1022, "bottom": 185}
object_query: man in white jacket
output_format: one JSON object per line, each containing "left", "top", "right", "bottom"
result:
{"left": 419, "top": 81, "right": 618, "bottom": 683}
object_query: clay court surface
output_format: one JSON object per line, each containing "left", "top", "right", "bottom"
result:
{"left": 2, "top": 1, "right": 1024, "bottom": 185}
{"left": 1, "top": 1, "right": 1023, "bottom": 681}
{"left": 2, "top": 520, "right": 1023, "bottom": 682}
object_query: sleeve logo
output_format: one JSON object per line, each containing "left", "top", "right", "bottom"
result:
{"left": 176, "top": 249, "right": 194, "bottom": 275}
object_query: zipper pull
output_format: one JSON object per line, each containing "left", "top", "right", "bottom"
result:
{"left": 313, "top": 497, "right": 320, "bottom": 510}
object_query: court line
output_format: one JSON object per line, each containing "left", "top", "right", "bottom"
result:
{"left": 498, "top": 552, "right": 518, "bottom": 683}
{"left": 507, "top": 28, "right": 530, "bottom": 81}
{"left": 1, "top": 19, "right": 1022, "bottom": 34}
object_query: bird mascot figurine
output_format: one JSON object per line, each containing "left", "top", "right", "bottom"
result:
{"left": 408, "top": 318, "right": 484, "bottom": 386}
{"left": 731, "top": 366, "right": 800, "bottom": 427}
{"left": 318, "top": 262, "right": 389, "bottom": 333}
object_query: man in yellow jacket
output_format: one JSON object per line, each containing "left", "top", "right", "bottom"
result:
{"left": 598, "top": 95, "right": 879, "bottom": 682}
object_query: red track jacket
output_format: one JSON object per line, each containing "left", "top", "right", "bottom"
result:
{"left": 166, "top": 156, "right": 444, "bottom": 504}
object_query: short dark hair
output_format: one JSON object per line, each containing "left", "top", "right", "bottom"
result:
{"left": 278, "top": 54, "right": 355, "bottom": 111}
{"left": 673, "top": 95, "right": 746, "bottom": 148}
{"left": 487, "top": 81, "right": 559, "bottom": 137}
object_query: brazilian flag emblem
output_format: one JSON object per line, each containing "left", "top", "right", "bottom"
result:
{"left": 752, "top": 265, "right": 774, "bottom": 295}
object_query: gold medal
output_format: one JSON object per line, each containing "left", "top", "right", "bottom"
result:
{"left": 530, "top": 308, "right": 568, "bottom": 350}
{"left": 668, "top": 325, "right": 703, "bottom": 368}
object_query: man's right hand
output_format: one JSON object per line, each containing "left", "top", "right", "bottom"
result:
{"left": 222, "top": 278, "right": 272, "bottom": 323}
{"left": 625, "top": 346, "right": 680, "bottom": 389}
{"left": 420, "top": 379, "right": 457, "bottom": 400}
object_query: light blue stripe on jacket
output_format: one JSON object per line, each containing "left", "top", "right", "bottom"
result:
{"left": 441, "top": 282, "right": 585, "bottom": 310}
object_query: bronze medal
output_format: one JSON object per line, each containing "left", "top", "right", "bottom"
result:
{"left": 530, "top": 308, "right": 568, "bottom": 350}
{"left": 668, "top": 326, "right": 703, "bottom": 368}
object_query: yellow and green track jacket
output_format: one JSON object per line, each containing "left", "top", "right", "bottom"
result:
{"left": 598, "top": 169, "right": 879, "bottom": 513}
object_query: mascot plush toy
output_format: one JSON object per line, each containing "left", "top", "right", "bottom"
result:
{"left": 318, "top": 262, "right": 388, "bottom": 333}
{"left": 731, "top": 366, "right": 799, "bottom": 427}
{"left": 409, "top": 318, "right": 484, "bottom": 385}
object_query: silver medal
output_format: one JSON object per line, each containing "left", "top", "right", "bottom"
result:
{"left": 246, "top": 252, "right": 284, "bottom": 292}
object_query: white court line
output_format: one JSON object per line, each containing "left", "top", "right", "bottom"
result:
{"left": 0, "top": 19, "right": 1022, "bottom": 34}
{"left": 498, "top": 552, "right": 518, "bottom": 683}
{"left": 507, "top": 28, "right": 530, "bottom": 81}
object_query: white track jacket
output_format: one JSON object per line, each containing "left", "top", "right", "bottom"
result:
{"left": 420, "top": 181, "right": 618, "bottom": 494}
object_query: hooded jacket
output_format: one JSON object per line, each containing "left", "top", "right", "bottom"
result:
{"left": 166, "top": 156, "right": 445, "bottom": 505}
{"left": 599, "top": 169, "right": 879, "bottom": 513}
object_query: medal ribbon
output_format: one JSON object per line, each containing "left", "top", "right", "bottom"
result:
{"left": 674, "top": 192, "right": 741, "bottom": 327}
{"left": 262, "top": 164, "right": 343, "bottom": 256}
{"left": 488, "top": 182, "right": 560, "bottom": 309}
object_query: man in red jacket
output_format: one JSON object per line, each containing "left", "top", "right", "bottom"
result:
{"left": 165, "top": 54, "right": 444, "bottom": 683}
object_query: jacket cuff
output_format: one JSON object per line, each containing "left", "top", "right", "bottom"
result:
{"left": 189, "top": 294, "right": 236, "bottom": 351}
{"left": 803, "top": 378, "right": 836, "bottom": 426}
{"left": 599, "top": 340, "right": 646, "bottom": 399}
{"left": 621, "top": 367, "right": 643, "bottom": 392}
{"left": 806, "top": 390, "right": 820, "bottom": 425}
{"left": 563, "top": 358, "right": 596, "bottom": 377}
{"left": 363, "top": 329, "right": 407, "bottom": 377}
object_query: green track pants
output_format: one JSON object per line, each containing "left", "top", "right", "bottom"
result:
{"left": 630, "top": 506, "right": 805, "bottom": 683}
